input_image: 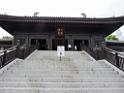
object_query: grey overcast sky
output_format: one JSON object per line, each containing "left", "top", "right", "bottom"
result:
{"left": 0, "top": 0, "right": 124, "bottom": 39}
{"left": 0, "top": 0, "right": 124, "bottom": 17}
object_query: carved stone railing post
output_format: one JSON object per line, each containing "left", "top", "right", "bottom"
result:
{"left": 115, "top": 52, "right": 119, "bottom": 67}
{"left": 2, "top": 50, "right": 7, "bottom": 66}
{"left": 16, "top": 40, "right": 20, "bottom": 58}
{"left": 93, "top": 45, "right": 102, "bottom": 60}
{"left": 101, "top": 42, "right": 106, "bottom": 59}
{"left": 21, "top": 45, "right": 26, "bottom": 59}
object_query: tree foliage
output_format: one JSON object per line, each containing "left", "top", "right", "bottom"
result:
{"left": 106, "top": 35, "right": 118, "bottom": 40}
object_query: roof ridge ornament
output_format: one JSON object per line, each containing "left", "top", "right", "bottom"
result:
{"left": 81, "top": 13, "right": 86, "bottom": 18}
{"left": 33, "top": 12, "right": 39, "bottom": 17}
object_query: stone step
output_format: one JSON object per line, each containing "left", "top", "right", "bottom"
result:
{"left": 0, "top": 70, "right": 121, "bottom": 76}
{"left": 8, "top": 62, "right": 110, "bottom": 66}
{"left": 1, "top": 78, "right": 124, "bottom": 82}
{"left": 2, "top": 62, "right": 114, "bottom": 67}
{"left": 5, "top": 70, "right": 114, "bottom": 74}
{"left": 6, "top": 70, "right": 117, "bottom": 74}
{"left": 3, "top": 72, "right": 118, "bottom": 76}
{"left": 0, "top": 73, "right": 120, "bottom": 78}
{"left": 0, "top": 88, "right": 124, "bottom": 93}
{"left": 3, "top": 68, "right": 116, "bottom": 72}
{"left": 0, "top": 81, "right": 124, "bottom": 88}
{"left": 1, "top": 76, "right": 121, "bottom": 80}
{"left": 19, "top": 65, "right": 109, "bottom": 68}
{"left": 25, "top": 66, "right": 109, "bottom": 68}
{"left": 7, "top": 67, "right": 113, "bottom": 71}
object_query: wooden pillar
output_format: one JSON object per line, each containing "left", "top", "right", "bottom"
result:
{"left": 68, "top": 35, "right": 74, "bottom": 50}
{"left": 25, "top": 35, "right": 29, "bottom": 49}
{"left": 46, "top": 38, "right": 49, "bottom": 50}
{"left": 48, "top": 38, "right": 52, "bottom": 50}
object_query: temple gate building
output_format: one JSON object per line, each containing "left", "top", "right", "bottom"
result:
{"left": 1, "top": 15, "right": 124, "bottom": 93}
{"left": 0, "top": 14, "right": 124, "bottom": 50}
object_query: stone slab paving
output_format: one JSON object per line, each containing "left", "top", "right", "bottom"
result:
{"left": 0, "top": 50, "right": 124, "bottom": 93}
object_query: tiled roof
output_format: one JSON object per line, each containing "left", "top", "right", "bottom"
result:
{"left": 0, "top": 14, "right": 124, "bottom": 24}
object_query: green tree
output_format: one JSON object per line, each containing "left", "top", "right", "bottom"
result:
{"left": 106, "top": 35, "right": 118, "bottom": 40}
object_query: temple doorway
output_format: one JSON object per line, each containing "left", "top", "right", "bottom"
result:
{"left": 38, "top": 39, "right": 47, "bottom": 50}
{"left": 74, "top": 40, "right": 82, "bottom": 50}
{"left": 52, "top": 39, "right": 68, "bottom": 50}
{"left": 30, "top": 39, "right": 47, "bottom": 50}
{"left": 64, "top": 40, "right": 68, "bottom": 50}
{"left": 74, "top": 40, "right": 89, "bottom": 51}
{"left": 52, "top": 39, "right": 57, "bottom": 50}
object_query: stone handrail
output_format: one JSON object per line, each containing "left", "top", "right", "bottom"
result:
{"left": 103, "top": 47, "right": 124, "bottom": 71}
{"left": 0, "top": 43, "right": 37, "bottom": 69}
{"left": 0, "top": 46, "right": 17, "bottom": 68}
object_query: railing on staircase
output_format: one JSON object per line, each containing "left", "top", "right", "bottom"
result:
{"left": 85, "top": 47, "right": 103, "bottom": 60}
{"left": 0, "top": 46, "right": 17, "bottom": 68}
{"left": 85, "top": 45, "right": 124, "bottom": 71}
{"left": 103, "top": 47, "right": 124, "bottom": 71}
{"left": 0, "top": 43, "right": 37, "bottom": 69}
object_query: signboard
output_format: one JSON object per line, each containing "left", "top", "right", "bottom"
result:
{"left": 57, "top": 46, "right": 65, "bottom": 57}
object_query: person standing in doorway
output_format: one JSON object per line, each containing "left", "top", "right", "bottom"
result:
{"left": 74, "top": 45, "right": 77, "bottom": 51}
{"left": 68, "top": 44, "right": 71, "bottom": 50}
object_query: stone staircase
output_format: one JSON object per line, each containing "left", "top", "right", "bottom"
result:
{"left": 0, "top": 50, "right": 124, "bottom": 93}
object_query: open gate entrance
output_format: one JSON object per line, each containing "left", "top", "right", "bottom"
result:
{"left": 74, "top": 40, "right": 82, "bottom": 50}
{"left": 30, "top": 39, "right": 47, "bottom": 50}
{"left": 74, "top": 40, "right": 89, "bottom": 51}
{"left": 38, "top": 39, "right": 47, "bottom": 50}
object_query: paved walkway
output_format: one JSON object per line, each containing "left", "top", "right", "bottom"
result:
{"left": 0, "top": 50, "right": 124, "bottom": 93}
